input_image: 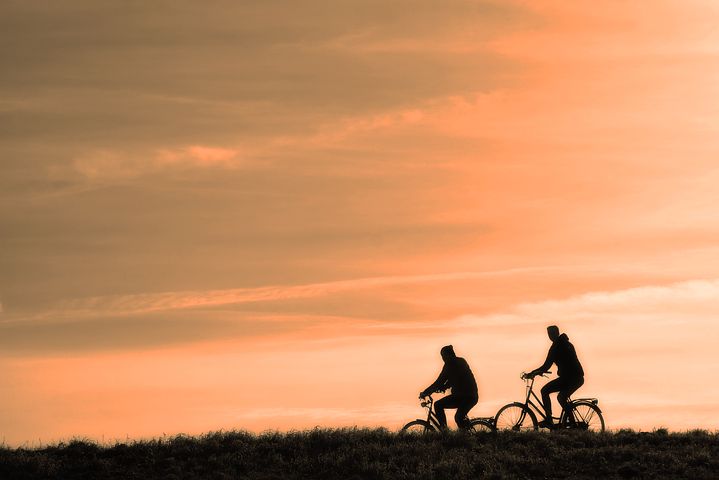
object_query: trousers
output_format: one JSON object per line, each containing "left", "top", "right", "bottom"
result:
{"left": 541, "top": 376, "right": 584, "bottom": 419}
{"left": 434, "top": 394, "right": 478, "bottom": 429}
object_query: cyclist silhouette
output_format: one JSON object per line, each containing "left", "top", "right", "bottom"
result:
{"left": 525, "top": 325, "right": 584, "bottom": 428}
{"left": 419, "top": 345, "right": 478, "bottom": 430}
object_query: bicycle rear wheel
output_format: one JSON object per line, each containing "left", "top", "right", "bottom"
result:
{"left": 400, "top": 419, "right": 435, "bottom": 434}
{"left": 495, "top": 402, "right": 538, "bottom": 431}
{"left": 561, "top": 401, "right": 605, "bottom": 432}
{"left": 467, "top": 418, "right": 495, "bottom": 433}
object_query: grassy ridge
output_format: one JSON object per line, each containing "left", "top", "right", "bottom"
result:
{"left": 1, "top": 429, "right": 718, "bottom": 479}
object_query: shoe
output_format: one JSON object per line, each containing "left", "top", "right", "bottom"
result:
{"left": 538, "top": 419, "right": 554, "bottom": 429}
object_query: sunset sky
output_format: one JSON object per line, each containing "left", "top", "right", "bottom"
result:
{"left": 2, "top": 0, "right": 719, "bottom": 446}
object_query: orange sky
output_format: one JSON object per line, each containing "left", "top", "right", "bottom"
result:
{"left": 2, "top": 0, "right": 719, "bottom": 446}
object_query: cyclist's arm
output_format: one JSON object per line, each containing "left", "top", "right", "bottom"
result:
{"left": 530, "top": 347, "right": 554, "bottom": 376}
{"left": 421, "top": 364, "right": 449, "bottom": 396}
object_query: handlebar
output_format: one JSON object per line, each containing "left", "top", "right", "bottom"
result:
{"left": 521, "top": 371, "right": 552, "bottom": 380}
{"left": 419, "top": 394, "right": 434, "bottom": 408}
{"left": 419, "top": 388, "right": 447, "bottom": 407}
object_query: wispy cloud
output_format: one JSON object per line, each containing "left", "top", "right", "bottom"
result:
{"left": 73, "top": 145, "right": 243, "bottom": 180}
{"left": 454, "top": 277, "right": 719, "bottom": 329}
{"left": 30, "top": 267, "right": 563, "bottom": 321}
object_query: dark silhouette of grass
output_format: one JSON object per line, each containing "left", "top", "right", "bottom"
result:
{"left": 1, "top": 428, "right": 717, "bottom": 479}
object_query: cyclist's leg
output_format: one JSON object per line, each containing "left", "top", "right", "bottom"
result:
{"left": 558, "top": 376, "right": 584, "bottom": 422}
{"left": 454, "top": 395, "right": 478, "bottom": 429}
{"left": 540, "top": 378, "right": 564, "bottom": 423}
{"left": 434, "top": 395, "right": 459, "bottom": 429}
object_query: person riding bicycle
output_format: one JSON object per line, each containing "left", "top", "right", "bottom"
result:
{"left": 419, "top": 345, "right": 478, "bottom": 430}
{"left": 524, "top": 325, "right": 584, "bottom": 428}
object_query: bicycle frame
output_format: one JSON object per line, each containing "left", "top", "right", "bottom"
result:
{"left": 418, "top": 394, "right": 489, "bottom": 430}
{"left": 519, "top": 374, "right": 599, "bottom": 424}
{"left": 522, "top": 376, "right": 555, "bottom": 423}
{"left": 419, "top": 395, "right": 444, "bottom": 430}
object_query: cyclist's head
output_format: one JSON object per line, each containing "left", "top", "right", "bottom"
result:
{"left": 440, "top": 345, "right": 456, "bottom": 361}
{"left": 547, "top": 325, "right": 560, "bottom": 341}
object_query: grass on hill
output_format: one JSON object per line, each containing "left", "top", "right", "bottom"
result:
{"left": 1, "top": 428, "right": 718, "bottom": 479}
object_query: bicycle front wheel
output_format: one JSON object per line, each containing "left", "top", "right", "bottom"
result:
{"left": 467, "top": 418, "right": 495, "bottom": 433}
{"left": 400, "top": 419, "right": 435, "bottom": 434}
{"left": 495, "top": 402, "right": 538, "bottom": 431}
{"left": 561, "top": 401, "right": 605, "bottom": 432}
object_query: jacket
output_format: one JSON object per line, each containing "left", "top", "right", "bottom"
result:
{"left": 538, "top": 333, "right": 584, "bottom": 378}
{"left": 423, "top": 356, "right": 478, "bottom": 399}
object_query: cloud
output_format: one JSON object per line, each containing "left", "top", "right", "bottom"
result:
{"left": 454, "top": 278, "right": 719, "bottom": 330}
{"left": 0, "top": 311, "right": 313, "bottom": 355}
{"left": 7, "top": 274, "right": 718, "bottom": 360}
{"left": 2, "top": 265, "right": 576, "bottom": 354}
{"left": 72, "top": 145, "right": 242, "bottom": 180}
{"left": 0, "top": 0, "right": 525, "bottom": 154}
{"left": 516, "top": 279, "right": 719, "bottom": 317}
{"left": 183, "top": 146, "right": 240, "bottom": 166}
{"left": 28, "top": 267, "right": 559, "bottom": 321}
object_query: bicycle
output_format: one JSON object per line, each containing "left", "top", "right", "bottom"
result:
{"left": 494, "top": 371, "right": 605, "bottom": 432}
{"left": 401, "top": 393, "right": 495, "bottom": 433}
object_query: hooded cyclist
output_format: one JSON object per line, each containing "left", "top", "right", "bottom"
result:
{"left": 524, "top": 325, "right": 584, "bottom": 428}
{"left": 419, "top": 345, "right": 478, "bottom": 430}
